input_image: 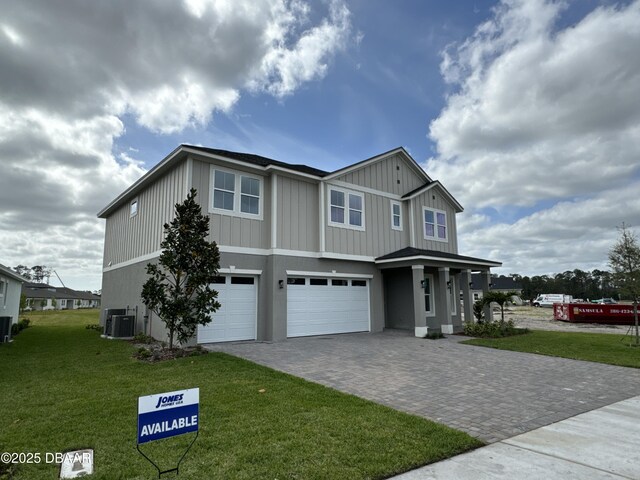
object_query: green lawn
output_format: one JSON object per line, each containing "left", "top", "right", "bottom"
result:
{"left": 463, "top": 330, "right": 640, "bottom": 368}
{"left": 1, "top": 310, "right": 482, "bottom": 480}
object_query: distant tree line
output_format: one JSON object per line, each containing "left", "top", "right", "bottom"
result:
{"left": 13, "top": 265, "right": 52, "bottom": 283}
{"left": 510, "top": 269, "right": 617, "bottom": 301}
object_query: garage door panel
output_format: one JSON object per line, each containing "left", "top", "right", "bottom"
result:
{"left": 198, "top": 276, "right": 256, "bottom": 343}
{"left": 287, "top": 277, "right": 370, "bottom": 338}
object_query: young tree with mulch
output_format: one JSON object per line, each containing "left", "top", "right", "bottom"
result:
{"left": 609, "top": 223, "right": 640, "bottom": 347}
{"left": 141, "top": 188, "right": 221, "bottom": 349}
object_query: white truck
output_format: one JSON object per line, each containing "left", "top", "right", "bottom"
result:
{"left": 532, "top": 294, "right": 573, "bottom": 308}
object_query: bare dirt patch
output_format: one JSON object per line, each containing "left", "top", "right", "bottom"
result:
{"left": 502, "top": 306, "right": 631, "bottom": 334}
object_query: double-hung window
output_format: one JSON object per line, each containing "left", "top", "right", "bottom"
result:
{"left": 211, "top": 167, "right": 262, "bottom": 218}
{"left": 213, "top": 170, "right": 235, "bottom": 211}
{"left": 240, "top": 177, "right": 260, "bottom": 215}
{"left": 328, "top": 187, "right": 364, "bottom": 230}
{"left": 423, "top": 207, "right": 447, "bottom": 241}
{"left": 390, "top": 201, "right": 402, "bottom": 230}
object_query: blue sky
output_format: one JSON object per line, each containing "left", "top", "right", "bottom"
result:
{"left": 1, "top": 0, "right": 639, "bottom": 291}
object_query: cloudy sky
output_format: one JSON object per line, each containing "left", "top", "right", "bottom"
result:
{"left": 1, "top": 0, "right": 639, "bottom": 291}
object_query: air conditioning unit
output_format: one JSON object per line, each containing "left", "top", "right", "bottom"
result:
{"left": 103, "top": 308, "right": 127, "bottom": 337}
{"left": 109, "top": 315, "right": 136, "bottom": 338}
{"left": 0, "top": 316, "right": 11, "bottom": 343}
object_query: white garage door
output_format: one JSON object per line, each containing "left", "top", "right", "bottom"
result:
{"left": 287, "top": 277, "right": 370, "bottom": 337}
{"left": 197, "top": 275, "right": 257, "bottom": 343}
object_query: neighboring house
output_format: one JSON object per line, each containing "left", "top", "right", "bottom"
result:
{"left": 23, "top": 283, "right": 101, "bottom": 311}
{"left": 469, "top": 274, "right": 523, "bottom": 302}
{"left": 98, "top": 145, "right": 501, "bottom": 343}
{"left": 0, "top": 263, "right": 26, "bottom": 340}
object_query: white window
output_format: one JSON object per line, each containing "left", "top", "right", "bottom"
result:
{"left": 423, "top": 207, "right": 447, "bottom": 242}
{"left": 423, "top": 274, "right": 435, "bottom": 316}
{"left": 328, "top": 187, "right": 365, "bottom": 230}
{"left": 130, "top": 198, "right": 138, "bottom": 217}
{"left": 210, "top": 167, "right": 263, "bottom": 219}
{"left": 0, "top": 278, "right": 6, "bottom": 307}
{"left": 240, "top": 176, "right": 260, "bottom": 215}
{"left": 390, "top": 201, "right": 402, "bottom": 231}
{"left": 213, "top": 170, "right": 235, "bottom": 211}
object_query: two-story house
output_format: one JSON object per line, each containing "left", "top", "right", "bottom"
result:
{"left": 98, "top": 145, "right": 500, "bottom": 343}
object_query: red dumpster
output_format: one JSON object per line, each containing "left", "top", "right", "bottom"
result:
{"left": 553, "top": 303, "right": 638, "bottom": 325}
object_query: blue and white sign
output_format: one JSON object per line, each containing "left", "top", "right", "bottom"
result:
{"left": 137, "top": 388, "right": 199, "bottom": 444}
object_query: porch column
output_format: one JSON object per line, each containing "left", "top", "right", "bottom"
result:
{"left": 411, "top": 265, "right": 427, "bottom": 337}
{"left": 437, "top": 267, "right": 453, "bottom": 333}
{"left": 460, "top": 269, "right": 473, "bottom": 324}
{"left": 480, "top": 270, "right": 493, "bottom": 322}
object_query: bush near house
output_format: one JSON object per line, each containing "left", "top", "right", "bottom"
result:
{"left": 464, "top": 319, "right": 528, "bottom": 338}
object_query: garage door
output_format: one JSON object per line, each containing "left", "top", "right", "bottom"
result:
{"left": 287, "top": 277, "right": 370, "bottom": 337}
{"left": 197, "top": 275, "right": 257, "bottom": 343}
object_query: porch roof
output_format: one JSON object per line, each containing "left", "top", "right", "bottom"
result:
{"left": 375, "top": 247, "right": 502, "bottom": 268}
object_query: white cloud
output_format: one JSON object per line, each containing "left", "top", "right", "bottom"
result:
{"left": 426, "top": 0, "right": 640, "bottom": 276}
{"left": 0, "top": 0, "right": 351, "bottom": 289}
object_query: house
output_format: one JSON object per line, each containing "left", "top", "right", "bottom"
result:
{"left": 98, "top": 145, "right": 501, "bottom": 343}
{"left": 0, "top": 263, "right": 26, "bottom": 340}
{"left": 23, "top": 283, "right": 101, "bottom": 310}
{"left": 468, "top": 274, "right": 523, "bottom": 303}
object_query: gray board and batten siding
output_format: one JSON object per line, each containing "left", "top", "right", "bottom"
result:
{"left": 332, "top": 152, "right": 425, "bottom": 196}
{"left": 411, "top": 187, "right": 459, "bottom": 253}
{"left": 103, "top": 161, "right": 189, "bottom": 268}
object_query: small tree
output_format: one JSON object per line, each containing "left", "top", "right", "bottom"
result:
{"left": 141, "top": 188, "right": 221, "bottom": 349}
{"left": 608, "top": 223, "right": 640, "bottom": 346}
{"left": 472, "top": 299, "right": 485, "bottom": 323}
{"left": 482, "top": 290, "right": 518, "bottom": 322}
{"left": 19, "top": 294, "right": 27, "bottom": 313}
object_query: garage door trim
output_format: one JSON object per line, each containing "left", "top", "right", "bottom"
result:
{"left": 285, "top": 269, "right": 373, "bottom": 279}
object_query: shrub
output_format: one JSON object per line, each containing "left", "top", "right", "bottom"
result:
{"left": 133, "top": 332, "right": 154, "bottom": 344}
{"left": 473, "top": 299, "right": 485, "bottom": 322}
{"left": 135, "top": 347, "right": 152, "bottom": 360}
{"left": 18, "top": 318, "right": 30, "bottom": 330}
{"left": 463, "top": 319, "right": 529, "bottom": 338}
{"left": 424, "top": 331, "right": 445, "bottom": 340}
{"left": 11, "top": 323, "right": 19, "bottom": 336}
{"left": 85, "top": 323, "right": 103, "bottom": 332}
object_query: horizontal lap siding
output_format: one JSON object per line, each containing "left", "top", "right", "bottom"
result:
{"left": 278, "top": 176, "right": 318, "bottom": 252}
{"left": 191, "top": 159, "right": 269, "bottom": 249}
{"left": 334, "top": 153, "right": 424, "bottom": 196}
{"left": 103, "top": 161, "right": 188, "bottom": 267}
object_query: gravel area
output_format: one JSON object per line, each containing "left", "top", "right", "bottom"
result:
{"left": 503, "top": 306, "right": 635, "bottom": 335}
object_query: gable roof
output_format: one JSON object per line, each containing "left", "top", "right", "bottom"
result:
{"left": 322, "top": 147, "right": 432, "bottom": 184}
{"left": 98, "top": 145, "right": 450, "bottom": 219}
{"left": 0, "top": 263, "right": 28, "bottom": 283}
{"left": 402, "top": 181, "right": 464, "bottom": 213}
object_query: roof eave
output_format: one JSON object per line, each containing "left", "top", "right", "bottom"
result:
{"left": 404, "top": 181, "right": 464, "bottom": 213}
{"left": 375, "top": 255, "right": 502, "bottom": 268}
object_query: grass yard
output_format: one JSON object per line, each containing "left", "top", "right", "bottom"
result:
{"left": 463, "top": 330, "right": 640, "bottom": 369}
{"left": 1, "top": 310, "right": 482, "bottom": 480}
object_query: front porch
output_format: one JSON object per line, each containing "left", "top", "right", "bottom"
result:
{"left": 377, "top": 247, "right": 502, "bottom": 336}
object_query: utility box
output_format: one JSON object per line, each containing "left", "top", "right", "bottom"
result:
{"left": 0, "top": 316, "right": 11, "bottom": 343}
{"left": 108, "top": 315, "right": 136, "bottom": 338}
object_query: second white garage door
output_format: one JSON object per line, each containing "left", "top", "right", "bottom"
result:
{"left": 197, "top": 275, "right": 257, "bottom": 343}
{"left": 287, "top": 277, "right": 370, "bottom": 337}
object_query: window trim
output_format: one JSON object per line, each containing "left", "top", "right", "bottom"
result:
{"left": 424, "top": 274, "right": 435, "bottom": 317}
{"left": 209, "top": 166, "right": 263, "bottom": 220}
{"left": 327, "top": 186, "right": 365, "bottom": 231}
{"left": 129, "top": 197, "right": 139, "bottom": 218}
{"left": 390, "top": 200, "right": 403, "bottom": 231}
{"left": 423, "top": 207, "right": 448, "bottom": 242}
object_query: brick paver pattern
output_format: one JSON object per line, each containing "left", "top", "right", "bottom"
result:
{"left": 205, "top": 330, "right": 640, "bottom": 442}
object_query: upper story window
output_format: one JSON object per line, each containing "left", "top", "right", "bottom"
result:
{"left": 210, "top": 167, "right": 262, "bottom": 219}
{"left": 390, "top": 200, "right": 402, "bottom": 231}
{"left": 328, "top": 187, "right": 364, "bottom": 230}
{"left": 423, "top": 207, "right": 447, "bottom": 242}
{"left": 130, "top": 198, "right": 138, "bottom": 217}
{"left": 0, "top": 277, "right": 6, "bottom": 307}
{"left": 213, "top": 170, "right": 235, "bottom": 211}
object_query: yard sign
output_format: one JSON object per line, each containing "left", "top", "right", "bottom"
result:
{"left": 137, "top": 388, "right": 199, "bottom": 444}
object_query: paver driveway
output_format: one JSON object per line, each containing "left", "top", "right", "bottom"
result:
{"left": 205, "top": 330, "right": 640, "bottom": 442}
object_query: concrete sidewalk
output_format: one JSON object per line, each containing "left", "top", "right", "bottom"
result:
{"left": 393, "top": 395, "right": 640, "bottom": 479}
